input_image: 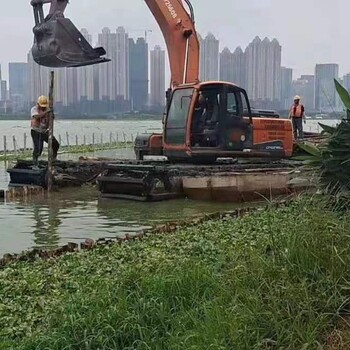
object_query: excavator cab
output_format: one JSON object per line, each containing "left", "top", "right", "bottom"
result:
{"left": 30, "top": 0, "right": 110, "bottom": 67}
{"left": 160, "top": 82, "right": 255, "bottom": 162}
{"left": 147, "top": 81, "right": 292, "bottom": 163}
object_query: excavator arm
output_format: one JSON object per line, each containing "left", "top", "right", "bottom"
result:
{"left": 30, "top": 0, "right": 199, "bottom": 86}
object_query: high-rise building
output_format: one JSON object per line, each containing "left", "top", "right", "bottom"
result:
{"left": 292, "top": 75, "right": 315, "bottom": 111}
{"left": 129, "top": 37, "right": 148, "bottom": 111}
{"left": 0, "top": 64, "right": 7, "bottom": 102}
{"left": 270, "top": 39, "right": 282, "bottom": 103}
{"left": 150, "top": 45, "right": 165, "bottom": 108}
{"left": 245, "top": 36, "right": 281, "bottom": 107}
{"left": 9, "top": 63, "right": 28, "bottom": 98}
{"left": 280, "top": 67, "right": 293, "bottom": 110}
{"left": 55, "top": 68, "right": 78, "bottom": 107}
{"left": 315, "top": 64, "right": 339, "bottom": 112}
{"left": 98, "top": 27, "right": 116, "bottom": 101}
{"left": 27, "top": 50, "right": 51, "bottom": 104}
{"left": 232, "top": 47, "right": 246, "bottom": 88}
{"left": 116, "top": 26, "right": 129, "bottom": 101}
{"left": 97, "top": 27, "right": 129, "bottom": 103}
{"left": 199, "top": 33, "right": 219, "bottom": 81}
{"left": 9, "top": 62, "right": 29, "bottom": 112}
{"left": 1, "top": 80, "right": 7, "bottom": 102}
{"left": 343, "top": 73, "right": 350, "bottom": 92}
{"left": 219, "top": 47, "right": 246, "bottom": 87}
{"left": 219, "top": 48, "right": 234, "bottom": 83}
{"left": 27, "top": 50, "right": 76, "bottom": 107}
{"left": 77, "top": 29, "right": 94, "bottom": 101}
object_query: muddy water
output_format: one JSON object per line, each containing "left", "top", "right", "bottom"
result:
{"left": 0, "top": 149, "right": 240, "bottom": 257}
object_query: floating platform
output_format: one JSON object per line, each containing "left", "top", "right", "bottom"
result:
{"left": 7, "top": 157, "right": 311, "bottom": 203}
{"left": 95, "top": 158, "right": 310, "bottom": 202}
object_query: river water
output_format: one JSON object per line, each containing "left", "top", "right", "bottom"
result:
{"left": 0, "top": 118, "right": 338, "bottom": 151}
{"left": 0, "top": 119, "right": 163, "bottom": 151}
{"left": 0, "top": 148, "right": 239, "bottom": 257}
{"left": 0, "top": 118, "right": 339, "bottom": 257}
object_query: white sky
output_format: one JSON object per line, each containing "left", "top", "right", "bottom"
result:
{"left": 0, "top": 0, "right": 348, "bottom": 81}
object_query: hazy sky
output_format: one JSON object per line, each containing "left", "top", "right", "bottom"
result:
{"left": 0, "top": 0, "right": 348, "bottom": 81}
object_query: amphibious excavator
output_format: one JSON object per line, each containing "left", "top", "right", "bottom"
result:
{"left": 30, "top": 0, "right": 294, "bottom": 164}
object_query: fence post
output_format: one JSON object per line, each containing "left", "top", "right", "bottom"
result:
{"left": 110, "top": 132, "right": 113, "bottom": 146}
{"left": 47, "top": 70, "right": 55, "bottom": 192}
{"left": 3, "top": 136, "right": 7, "bottom": 160}
{"left": 83, "top": 135, "right": 86, "bottom": 146}
{"left": 116, "top": 133, "right": 119, "bottom": 143}
{"left": 24, "top": 133, "right": 27, "bottom": 152}
{"left": 66, "top": 131, "right": 70, "bottom": 148}
{"left": 92, "top": 133, "right": 95, "bottom": 147}
{"left": 59, "top": 134, "right": 62, "bottom": 146}
{"left": 76, "top": 135, "right": 78, "bottom": 147}
{"left": 13, "top": 136, "right": 17, "bottom": 156}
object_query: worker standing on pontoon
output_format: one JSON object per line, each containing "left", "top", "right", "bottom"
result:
{"left": 289, "top": 95, "right": 305, "bottom": 140}
{"left": 31, "top": 95, "right": 60, "bottom": 167}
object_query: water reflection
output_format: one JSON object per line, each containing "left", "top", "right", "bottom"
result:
{"left": 0, "top": 147, "right": 251, "bottom": 257}
{"left": 0, "top": 185, "right": 240, "bottom": 257}
{"left": 96, "top": 197, "right": 235, "bottom": 225}
{"left": 31, "top": 200, "right": 61, "bottom": 250}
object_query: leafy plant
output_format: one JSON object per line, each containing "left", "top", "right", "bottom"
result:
{"left": 297, "top": 79, "right": 350, "bottom": 206}
{"left": 335, "top": 78, "right": 350, "bottom": 117}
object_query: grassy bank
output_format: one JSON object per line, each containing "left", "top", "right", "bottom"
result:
{"left": 1, "top": 197, "right": 350, "bottom": 349}
{"left": 0, "top": 142, "right": 133, "bottom": 162}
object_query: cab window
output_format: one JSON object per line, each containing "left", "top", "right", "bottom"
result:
{"left": 167, "top": 88, "right": 194, "bottom": 128}
{"left": 227, "top": 92, "right": 238, "bottom": 116}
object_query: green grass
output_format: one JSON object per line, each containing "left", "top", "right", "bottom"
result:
{"left": 1, "top": 197, "right": 350, "bottom": 349}
{"left": 0, "top": 142, "right": 133, "bottom": 162}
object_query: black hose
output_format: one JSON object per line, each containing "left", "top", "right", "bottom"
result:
{"left": 183, "top": 0, "right": 195, "bottom": 22}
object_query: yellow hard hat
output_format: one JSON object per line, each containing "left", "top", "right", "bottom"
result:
{"left": 294, "top": 95, "right": 301, "bottom": 100}
{"left": 37, "top": 95, "right": 49, "bottom": 108}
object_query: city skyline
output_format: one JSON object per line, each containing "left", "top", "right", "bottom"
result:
{"left": 1, "top": 27, "right": 349, "bottom": 115}
{"left": 1, "top": 25, "right": 349, "bottom": 86}
{"left": 0, "top": 0, "right": 348, "bottom": 82}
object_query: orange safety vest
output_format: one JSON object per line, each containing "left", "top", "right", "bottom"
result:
{"left": 290, "top": 104, "right": 304, "bottom": 118}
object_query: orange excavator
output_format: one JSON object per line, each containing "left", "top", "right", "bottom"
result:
{"left": 30, "top": 0, "right": 293, "bottom": 164}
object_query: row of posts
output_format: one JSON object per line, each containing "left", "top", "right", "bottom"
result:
{"left": 1, "top": 131, "right": 140, "bottom": 159}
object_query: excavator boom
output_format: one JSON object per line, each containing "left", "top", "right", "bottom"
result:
{"left": 30, "top": 0, "right": 199, "bottom": 85}
{"left": 144, "top": 0, "right": 199, "bottom": 86}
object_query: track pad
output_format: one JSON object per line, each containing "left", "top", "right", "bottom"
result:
{"left": 32, "top": 17, "right": 110, "bottom": 68}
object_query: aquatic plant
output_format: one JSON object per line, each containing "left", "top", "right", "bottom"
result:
{"left": 1, "top": 197, "right": 350, "bottom": 349}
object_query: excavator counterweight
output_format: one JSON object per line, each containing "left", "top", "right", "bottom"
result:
{"left": 31, "top": 0, "right": 110, "bottom": 67}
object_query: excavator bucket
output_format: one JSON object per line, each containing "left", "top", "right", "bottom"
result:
{"left": 31, "top": 1, "right": 110, "bottom": 67}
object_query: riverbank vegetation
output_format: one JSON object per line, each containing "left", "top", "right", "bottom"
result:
{"left": 1, "top": 196, "right": 350, "bottom": 349}
{"left": 298, "top": 80, "right": 350, "bottom": 211}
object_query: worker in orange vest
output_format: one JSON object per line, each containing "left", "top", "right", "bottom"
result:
{"left": 289, "top": 95, "right": 305, "bottom": 139}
